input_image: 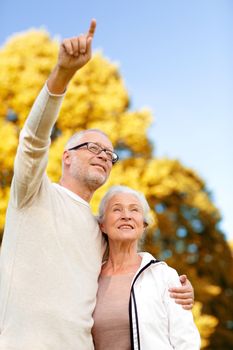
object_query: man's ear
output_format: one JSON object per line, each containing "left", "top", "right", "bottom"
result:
{"left": 63, "top": 150, "right": 72, "bottom": 166}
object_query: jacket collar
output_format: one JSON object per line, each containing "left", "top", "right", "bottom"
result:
{"left": 138, "top": 252, "right": 157, "bottom": 267}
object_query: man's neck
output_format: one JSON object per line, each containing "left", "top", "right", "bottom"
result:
{"left": 59, "top": 178, "right": 94, "bottom": 203}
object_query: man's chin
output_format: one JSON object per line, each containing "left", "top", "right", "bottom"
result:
{"left": 88, "top": 174, "right": 107, "bottom": 189}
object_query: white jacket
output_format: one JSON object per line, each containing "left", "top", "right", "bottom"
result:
{"left": 129, "top": 253, "right": 201, "bottom": 349}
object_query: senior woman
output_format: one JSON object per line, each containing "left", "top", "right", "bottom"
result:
{"left": 92, "top": 185, "right": 200, "bottom": 350}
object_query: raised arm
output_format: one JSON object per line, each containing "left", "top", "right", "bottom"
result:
{"left": 47, "top": 19, "right": 96, "bottom": 94}
{"left": 12, "top": 20, "right": 97, "bottom": 207}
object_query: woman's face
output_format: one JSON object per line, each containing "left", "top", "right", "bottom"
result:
{"left": 100, "top": 193, "right": 145, "bottom": 243}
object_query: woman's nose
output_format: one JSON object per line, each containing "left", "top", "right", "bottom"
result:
{"left": 121, "top": 210, "right": 131, "bottom": 219}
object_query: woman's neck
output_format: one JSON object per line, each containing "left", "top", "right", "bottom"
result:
{"left": 101, "top": 243, "right": 142, "bottom": 276}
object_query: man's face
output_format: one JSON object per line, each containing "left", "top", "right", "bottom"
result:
{"left": 67, "top": 131, "right": 114, "bottom": 191}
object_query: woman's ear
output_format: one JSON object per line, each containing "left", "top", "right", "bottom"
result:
{"left": 99, "top": 221, "right": 108, "bottom": 236}
{"left": 99, "top": 222, "right": 106, "bottom": 234}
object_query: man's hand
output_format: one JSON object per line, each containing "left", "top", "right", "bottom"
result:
{"left": 57, "top": 19, "right": 96, "bottom": 71}
{"left": 169, "top": 275, "right": 194, "bottom": 310}
{"left": 47, "top": 19, "right": 96, "bottom": 94}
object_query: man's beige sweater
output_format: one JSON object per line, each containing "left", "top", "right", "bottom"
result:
{"left": 0, "top": 85, "right": 105, "bottom": 349}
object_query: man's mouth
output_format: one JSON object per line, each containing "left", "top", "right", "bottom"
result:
{"left": 91, "top": 163, "right": 106, "bottom": 173}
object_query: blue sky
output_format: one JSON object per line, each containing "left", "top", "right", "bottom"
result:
{"left": 1, "top": 0, "right": 233, "bottom": 239}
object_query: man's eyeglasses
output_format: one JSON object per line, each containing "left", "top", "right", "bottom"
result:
{"left": 68, "top": 142, "right": 119, "bottom": 164}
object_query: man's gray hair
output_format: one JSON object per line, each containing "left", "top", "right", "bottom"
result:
{"left": 65, "top": 129, "right": 109, "bottom": 150}
{"left": 98, "top": 185, "right": 152, "bottom": 226}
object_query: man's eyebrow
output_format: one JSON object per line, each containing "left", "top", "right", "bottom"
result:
{"left": 94, "top": 142, "right": 113, "bottom": 151}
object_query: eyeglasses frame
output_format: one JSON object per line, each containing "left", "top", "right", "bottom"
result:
{"left": 68, "top": 142, "right": 119, "bottom": 164}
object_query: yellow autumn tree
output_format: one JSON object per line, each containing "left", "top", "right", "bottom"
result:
{"left": 228, "top": 240, "right": 233, "bottom": 256}
{"left": 193, "top": 301, "right": 219, "bottom": 349}
{"left": 0, "top": 30, "right": 233, "bottom": 349}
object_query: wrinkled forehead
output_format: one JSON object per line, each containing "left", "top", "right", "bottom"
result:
{"left": 108, "top": 193, "right": 142, "bottom": 208}
{"left": 79, "top": 131, "right": 113, "bottom": 150}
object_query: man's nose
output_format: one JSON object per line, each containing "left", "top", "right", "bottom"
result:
{"left": 97, "top": 150, "right": 108, "bottom": 161}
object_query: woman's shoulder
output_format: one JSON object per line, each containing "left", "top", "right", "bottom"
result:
{"left": 139, "top": 252, "right": 180, "bottom": 284}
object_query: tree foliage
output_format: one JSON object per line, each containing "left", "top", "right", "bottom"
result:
{"left": 0, "top": 30, "right": 233, "bottom": 349}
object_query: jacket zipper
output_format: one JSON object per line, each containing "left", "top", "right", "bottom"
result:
{"left": 129, "top": 259, "right": 160, "bottom": 350}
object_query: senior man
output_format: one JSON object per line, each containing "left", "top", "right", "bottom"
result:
{"left": 0, "top": 20, "right": 194, "bottom": 350}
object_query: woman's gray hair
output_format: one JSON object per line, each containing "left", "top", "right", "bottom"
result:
{"left": 98, "top": 185, "right": 152, "bottom": 226}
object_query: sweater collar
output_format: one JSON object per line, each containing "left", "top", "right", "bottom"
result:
{"left": 52, "top": 183, "right": 90, "bottom": 207}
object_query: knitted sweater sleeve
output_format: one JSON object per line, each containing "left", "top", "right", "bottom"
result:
{"left": 11, "top": 84, "right": 65, "bottom": 208}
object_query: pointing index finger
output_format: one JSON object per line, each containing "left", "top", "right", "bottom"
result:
{"left": 87, "top": 19, "right": 97, "bottom": 38}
